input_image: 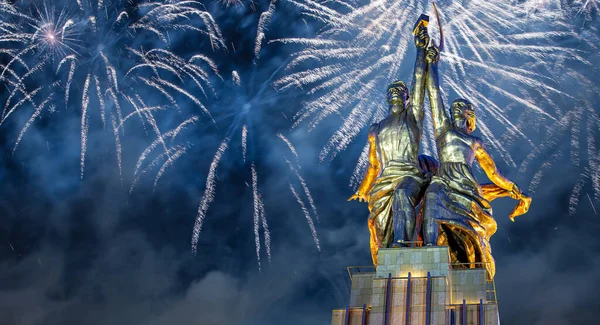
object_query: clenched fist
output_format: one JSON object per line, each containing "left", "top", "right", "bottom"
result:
{"left": 414, "top": 27, "right": 430, "bottom": 49}
{"left": 425, "top": 44, "right": 440, "bottom": 64}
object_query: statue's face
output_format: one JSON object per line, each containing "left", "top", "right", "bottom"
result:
{"left": 452, "top": 100, "right": 476, "bottom": 134}
{"left": 465, "top": 106, "right": 476, "bottom": 134}
{"left": 387, "top": 83, "right": 409, "bottom": 114}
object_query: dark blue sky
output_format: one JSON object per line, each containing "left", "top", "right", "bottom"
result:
{"left": 0, "top": 1, "right": 599, "bottom": 324}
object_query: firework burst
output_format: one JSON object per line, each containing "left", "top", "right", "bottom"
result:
{"left": 507, "top": 0, "right": 600, "bottom": 214}
{"left": 519, "top": 104, "right": 600, "bottom": 215}
{"left": 518, "top": 67, "right": 600, "bottom": 215}
{"left": 141, "top": 98, "right": 321, "bottom": 270}
{"left": 0, "top": 0, "right": 224, "bottom": 178}
{"left": 184, "top": 70, "right": 321, "bottom": 269}
{"left": 274, "top": 0, "right": 590, "bottom": 190}
{"left": 133, "top": 1, "right": 321, "bottom": 269}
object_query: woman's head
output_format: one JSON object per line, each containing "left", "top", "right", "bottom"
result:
{"left": 450, "top": 98, "right": 476, "bottom": 134}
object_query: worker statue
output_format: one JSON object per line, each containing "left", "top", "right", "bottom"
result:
{"left": 349, "top": 16, "right": 437, "bottom": 265}
{"left": 421, "top": 42, "right": 532, "bottom": 279}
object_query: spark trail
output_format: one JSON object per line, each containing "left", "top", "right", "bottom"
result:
{"left": 192, "top": 138, "right": 229, "bottom": 255}
{"left": 289, "top": 181, "right": 320, "bottom": 251}
{"left": 252, "top": 163, "right": 271, "bottom": 271}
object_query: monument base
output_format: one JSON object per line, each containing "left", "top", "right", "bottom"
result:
{"left": 332, "top": 247, "right": 499, "bottom": 325}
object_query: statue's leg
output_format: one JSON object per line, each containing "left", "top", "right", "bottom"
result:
{"left": 392, "top": 176, "right": 423, "bottom": 246}
{"left": 422, "top": 187, "right": 440, "bottom": 246}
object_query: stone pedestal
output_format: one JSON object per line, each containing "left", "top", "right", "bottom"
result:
{"left": 332, "top": 247, "right": 500, "bottom": 325}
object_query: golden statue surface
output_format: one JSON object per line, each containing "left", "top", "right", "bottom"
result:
{"left": 422, "top": 43, "right": 531, "bottom": 278}
{"left": 349, "top": 12, "right": 531, "bottom": 279}
{"left": 349, "top": 17, "right": 437, "bottom": 265}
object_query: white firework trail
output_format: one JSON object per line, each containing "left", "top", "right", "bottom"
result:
{"left": 349, "top": 98, "right": 387, "bottom": 188}
{"left": 93, "top": 75, "right": 106, "bottom": 128}
{"left": 276, "top": 133, "right": 321, "bottom": 231}
{"left": 289, "top": 181, "right": 320, "bottom": 251}
{"left": 277, "top": 133, "right": 299, "bottom": 164}
{"left": 131, "top": 146, "right": 183, "bottom": 194}
{"left": 81, "top": 73, "right": 91, "bottom": 179}
{"left": 242, "top": 124, "right": 248, "bottom": 161}
{"left": 251, "top": 163, "right": 271, "bottom": 271}
{"left": 259, "top": 190, "right": 271, "bottom": 263}
{"left": 13, "top": 95, "right": 54, "bottom": 153}
{"left": 318, "top": 78, "right": 379, "bottom": 163}
{"left": 219, "top": 0, "right": 248, "bottom": 9}
{"left": 526, "top": 150, "right": 563, "bottom": 195}
{"left": 286, "top": 160, "right": 319, "bottom": 222}
{"left": 153, "top": 145, "right": 188, "bottom": 189}
{"left": 254, "top": 0, "right": 277, "bottom": 62}
{"left": 128, "top": 49, "right": 222, "bottom": 107}
{"left": 111, "top": 115, "right": 124, "bottom": 181}
{"left": 131, "top": 116, "right": 199, "bottom": 193}
{"left": 588, "top": 193, "right": 598, "bottom": 215}
{"left": 349, "top": 143, "right": 370, "bottom": 189}
{"left": 57, "top": 55, "right": 76, "bottom": 108}
{"left": 232, "top": 70, "right": 241, "bottom": 85}
{"left": 568, "top": 161, "right": 600, "bottom": 215}
{"left": 284, "top": 0, "right": 348, "bottom": 26}
{"left": 276, "top": 0, "right": 589, "bottom": 181}
{"left": 192, "top": 138, "right": 229, "bottom": 255}
{"left": 124, "top": 95, "right": 164, "bottom": 145}
{"left": 134, "top": 2, "right": 226, "bottom": 49}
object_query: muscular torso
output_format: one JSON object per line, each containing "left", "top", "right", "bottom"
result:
{"left": 375, "top": 108, "right": 421, "bottom": 170}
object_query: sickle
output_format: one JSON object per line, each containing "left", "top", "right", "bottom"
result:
{"left": 432, "top": 2, "right": 444, "bottom": 51}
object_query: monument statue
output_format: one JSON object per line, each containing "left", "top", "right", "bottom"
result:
{"left": 334, "top": 9, "right": 534, "bottom": 324}
{"left": 421, "top": 43, "right": 532, "bottom": 278}
{"left": 348, "top": 16, "right": 436, "bottom": 265}
{"left": 348, "top": 9, "right": 531, "bottom": 279}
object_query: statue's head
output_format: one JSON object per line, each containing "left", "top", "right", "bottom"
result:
{"left": 450, "top": 98, "right": 476, "bottom": 134}
{"left": 386, "top": 81, "right": 409, "bottom": 114}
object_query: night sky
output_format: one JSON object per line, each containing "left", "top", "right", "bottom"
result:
{"left": 1, "top": 1, "right": 599, "bottom": 324}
